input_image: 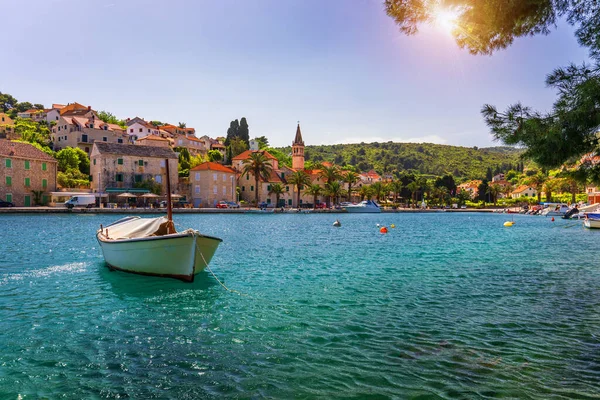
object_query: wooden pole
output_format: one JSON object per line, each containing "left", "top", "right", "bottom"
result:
{"left": 165, "top": 158, "right": 175, "bottom": 233}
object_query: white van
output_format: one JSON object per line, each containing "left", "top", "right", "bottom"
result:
{"left": 65, "top": 195, "right": 96, "bottom": 209}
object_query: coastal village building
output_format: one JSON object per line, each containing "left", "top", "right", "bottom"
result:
{"left": 510, "top": 185, "right": 537, "bottom": 199}
{"left": 126, "top": 117, "right": 162, "bottom": 140}
{"left": 17, "top": 108, "right": 46, "bottom": 122}
{"left": 233, "top": 124, "right": 336, "bottom": 207}
{"left": 174, "top": 133, "right": 207, "bottom": 156}
{"left": 457, "top": 180, "right": 482, "bottom": 199}
{"left": 586, "top": 186, "right": 600, "bottom": 204}
{"left": 0, "top": 140, "right": 57, "bottom": 206}
{"left": 189, "top": 162, "right": 236, "bottom": 207}
{"left": 161, "top": 124, "right": 195, "bottom": 137}
{"left": 233, "top": 148, "right": 296, "bottom": 206}
{"left": 51, "top": 111, "right": 128, "bottom": 153}
{"left": 135, "top": 135, "right": 171, "bottom": 148}
{"left": 90, "top": 142, "right": 178, "bottom": 201}
{"left": 0, "top": 113, "right": 16, "bottom": 139}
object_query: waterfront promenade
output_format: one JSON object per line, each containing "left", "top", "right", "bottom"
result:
{"left": 0, "top": 206, "right": 497, "bottom": 214}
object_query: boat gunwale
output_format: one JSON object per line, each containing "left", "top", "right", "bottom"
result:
{"left": 96, "top": 230, "right": 223, "bottom": 244}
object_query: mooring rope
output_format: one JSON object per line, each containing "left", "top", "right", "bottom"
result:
{"left": 174, "top": 220, "right": 245, "bottom": 295}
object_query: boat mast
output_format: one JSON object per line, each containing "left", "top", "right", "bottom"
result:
{"left": 165, "top": 157, "right": 175, "bottom": 234}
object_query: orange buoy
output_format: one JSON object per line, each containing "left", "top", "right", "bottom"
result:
{"left": 380, "top": 227, "right": 388, "bottom": 234}
{"left": 551, "top": 217, "right": 555, "bottom": 222}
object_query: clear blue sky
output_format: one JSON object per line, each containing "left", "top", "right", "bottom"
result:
{"left": 1, "top": 0, "right": 590, "bottom": 148}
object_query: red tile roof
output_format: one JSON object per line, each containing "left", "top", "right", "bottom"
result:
{"left": 0, "top": 140, "right": 57, "bottom": 162}
{"left": 190, "top": 162, "right": 236, "bottom": 173}
{"left": 232, "top": 150, "right": 277, "bottom": 161}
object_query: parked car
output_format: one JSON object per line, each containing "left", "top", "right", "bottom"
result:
{"left": 0, "top": 200, "right": 15, "bottom": 208}
{"left": 216, "top": 201, "right": 229, "bottom": 209}
{"left": 315, "top": 203, "right": 327, "bottom": 209}
{"left": 340, "top": 202, "right": 353, "bottom": 207}
{"left": 227, "top": 202, "right": 240, "bottom": 208}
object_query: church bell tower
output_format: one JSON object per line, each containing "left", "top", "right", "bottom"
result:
{"left": 292, "top": 123, "right": 305, "bottom": 170}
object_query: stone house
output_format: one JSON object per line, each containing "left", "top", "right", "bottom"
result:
{"left": 511, "top": 185, "right": 537, "bottom": 199}
{"left": 17, "top": 108, "right": 46, "bottom": 122}
{"left": 90, "top": 142, "right": 178, "bottom": 199}
{"left": 0, "top": 113, "right": 16, "bottom": 139}
{"left": 0, "top": 140, "right": 57, "bottom": 206}
{"left": 135, "top": 135, "right": 172, "bottom": 148}
{"left": 457, "top": 180, "right": 482, "bottom": 199}
{"left": 174, "top": 133, "right": 207, "bottom": 156}
{"left": 189, "top": 162, "right": 237, "bottom": 207}
{"left": 126, "top": 117, "right": 162, "bottom": 140}
{"left": 51, "top": 112, "right": 128, "bottom": 153}
{"left": 161, "top": 124, "right": 195, "bottom": 137}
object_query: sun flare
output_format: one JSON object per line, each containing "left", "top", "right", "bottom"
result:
{"left": 432, "top": 8, "right": 459, "bottom": 33}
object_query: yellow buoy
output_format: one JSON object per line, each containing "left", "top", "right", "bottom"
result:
{"left": 390, "top": 224, "right": 396, "bottom": 229}
{"left": 503, "top": 221, "right": 514, "bottom": 227}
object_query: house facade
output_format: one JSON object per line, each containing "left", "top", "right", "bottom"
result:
{"left": 135, "top": 135, "right": 172, "bottom": 148}
{"left": 457, "top": 180, "right": 482, "bottom": 199}
{"left": 189, "top": 162, "right": 237, "bottom": 207}
{"left": 511, "top": 185, "right": 537, "bottom": 199}
{"left": 0, "top": 140, "right": 58, "bottom": 206}
{"left": 51, "top": 113, "right": 128, "bottom": 153}
{"left": 126, "top": 117, "right": 161, "bottom": 140}
{"left": 90, "top": 142, "right": 178, "bottom": 198}
{"left": 0, "top": 113, "right": 16, "bottom": 139}
{"left": 174, "top": 133, "right": 207, "bottom": 156}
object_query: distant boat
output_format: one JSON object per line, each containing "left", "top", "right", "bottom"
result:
{"left": 540, "top": 203, "right": 570, "bottom": 217}
{"left": 96, "top": 158, "right": 222, "bottom": 282}
{"left": 343, "top": 200, "right": 381, "bottom": 213}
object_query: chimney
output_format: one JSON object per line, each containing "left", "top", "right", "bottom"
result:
{"left": 87, "top": 106, "right": 91, "bottom": 110}
{"left": 9, "top": 142, "right": 15, "bottom": 156}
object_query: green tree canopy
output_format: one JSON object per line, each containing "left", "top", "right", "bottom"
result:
{"left": 385, "top": 1, "right": 600, "bottom": 181}
{"left": 208, "top": 149, "right": 223, "bottom": 162}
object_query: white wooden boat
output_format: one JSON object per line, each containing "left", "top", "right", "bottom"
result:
{"left": 97, "top": 216, "right": 222, "bottom": 282}
{"left": 584, "top": 217, "right": 600, "bottom": 229}
{"left": 343, "top": 200, "right": 381, "bottom": 213}
{"left": 96, "top": 158, "right": 222, "bottom": 282}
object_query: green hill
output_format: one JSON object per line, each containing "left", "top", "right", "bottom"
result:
{"left": 276, "top": 142, "right": 523, "bottom": 180}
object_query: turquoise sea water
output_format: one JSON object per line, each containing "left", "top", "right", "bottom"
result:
{"left": 1, "top": 212, "right": 600, "bottom": 399}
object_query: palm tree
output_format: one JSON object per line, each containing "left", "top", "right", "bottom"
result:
{"left": 344, "top": 171, "right": 359, "bottom": 202}
{"left": 325, "top": 181, "right": 343, "bottom": 206}
{"left": 407, "top": 181, "right": 419, "bottom": 207}
{"left": 319, "top": 164, "right": 341, "bottom": 207}
{"left": 241, "top": 151, "right": 273, "bottom": 206}
{"left": 370, "top": 182, "right": 385, "bottom": 202}
{"left": 525, "top": 172, "right": 546, "bottom": 203}
{"left": 269, "top": 183, "right": 285, "bottom": 208}
{"left": 319, "top": 164, "right": 341, "bottom": 184}
{"left": 305, "top": 184, "right": 323, "bottom": 209}
{"left": 390, "top": 180, "right": 403, "bottom": 205}
{"left": 359, "top": 185, "right": 374, "bottom": 200}
{"left": 288, "top": 170, "right": 311, "bottom": 208}
{"left": 486, "top": 183, "right": 502, "bottom": 205}
{"left": 502, "top": 183, "right": 514, "bottom": 200}
{"left": 178, "top": 122, "right": 187, "bottom": 128}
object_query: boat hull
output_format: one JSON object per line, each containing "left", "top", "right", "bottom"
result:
{"left": 584, "top": 219, "right": 600, "bottom": 229}
{"left": 97, "top": 231, "right": 222, "bottom": 282}
{"left": 344, "top": 206, "right": 381, "bottom": 213}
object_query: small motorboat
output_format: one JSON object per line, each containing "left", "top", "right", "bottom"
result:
{"left": 343, "top": 200, "right": 381, "bottom": 213}
{"left": 584, "top": 215, "right": 600, "bottom": 229}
